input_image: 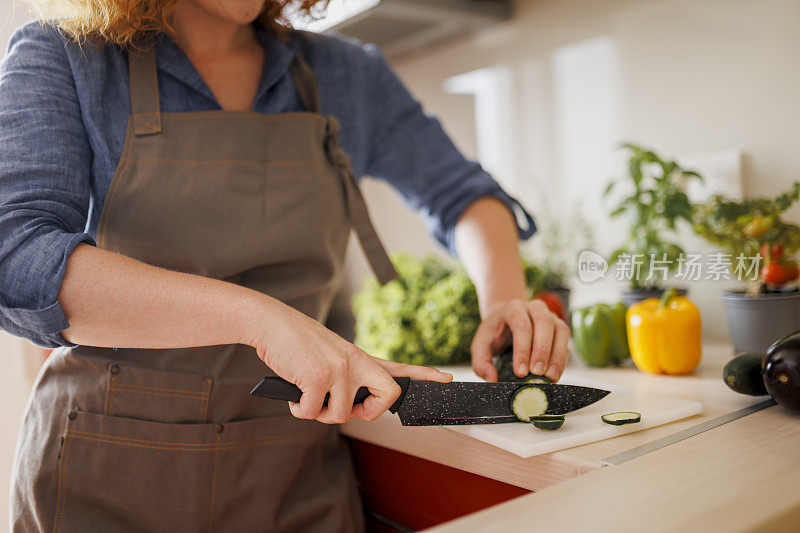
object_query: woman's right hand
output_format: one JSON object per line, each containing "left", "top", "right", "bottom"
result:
{"left": 244, "top": 296, "right": 452, "bottom": 424}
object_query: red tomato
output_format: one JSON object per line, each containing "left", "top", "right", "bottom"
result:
{"left": 762, "top": 260, "right": 800, "bottom": 286}
{"left": 535, "top": 291, "right": 567, "bottom": 321}
{"left": 760, "top": 242, "right": 784, "bottom": 262}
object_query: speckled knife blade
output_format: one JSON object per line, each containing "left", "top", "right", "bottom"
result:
{"left": 395, "top": 381, "right": 610, "bottom": 426}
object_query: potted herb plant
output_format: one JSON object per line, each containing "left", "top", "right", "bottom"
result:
{"left": 523, "top": 260, "right": 570, "bottom": 319}
{"left": 604, "top": 143, "right": 702, "bottom": 306}
{"left": 693, "top": 182, "right": 800, "bottom": 354}
{"left": 520, "top": 194, "right": 595, "bottom": 315}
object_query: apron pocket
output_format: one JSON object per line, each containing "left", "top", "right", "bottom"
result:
{"left": 104, "top": 363, "right": 213, "bottom": 423}
{"left": 53, "top": 410, "right": 340, "bottom": 533}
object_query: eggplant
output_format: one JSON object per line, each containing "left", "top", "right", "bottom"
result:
{"left": 762, "top": 329, "right": 800, "bottom": 412}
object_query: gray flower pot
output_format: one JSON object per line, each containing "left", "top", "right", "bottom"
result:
{"left": 551, "top": 287, "right": 572, "bottom": 326}
{"left": 551, "top": 287, "right": 571, "bottom": 313}
{"left": 620, "top": 287, "right": 688, "bottom": 308}
{"left": 720, "top": 290, "right": 800, "bottom": 354}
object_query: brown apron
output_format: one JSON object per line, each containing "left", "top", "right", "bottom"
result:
{"left": 10, "top": 41, "right": 398, "bottom": 533}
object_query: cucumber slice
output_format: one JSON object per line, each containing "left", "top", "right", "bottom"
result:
{"left": 526, "top": 375, "right": 553, "bottom": 384}
{"left": 530, "top": 416, "right": 565, "bottom": 430}
{"left": 601, "top": 412, "right": 641, "bottom": 425}
{"left": 510, "top": 386, "right": 548, "bottom": 422}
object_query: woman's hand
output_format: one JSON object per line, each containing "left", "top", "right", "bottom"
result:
{"left": 245, "top": 297, "right": 452, "bottom": 424}
{"left": 471, "top": 298, "right": 570, "bottom": 383}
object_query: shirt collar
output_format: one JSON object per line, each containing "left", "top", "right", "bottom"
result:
{"left": 153, "top": 21, "right": 299, "bottom": 109}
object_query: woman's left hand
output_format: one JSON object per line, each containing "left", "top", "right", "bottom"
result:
{"left": 470, "top": 298, "right": 571, "bottom": 383}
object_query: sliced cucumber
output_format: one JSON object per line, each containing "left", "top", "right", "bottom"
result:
{"left": 530, "top": 416, "right": 565, "bottom": 430}
{"left": 510, "top": 386, "right": 548, "bottom": 422}
{"left": 601, "top": 412, "right": 641, "bottom": 426}
{"left": 526, "top": 375, "right": 553, "bottom": 384}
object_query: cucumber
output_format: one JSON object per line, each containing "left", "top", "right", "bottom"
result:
{"left": 526, "top": 375, "right": 553, "bottom": 384}
{"left": 530, "top": 416, "right": 565, "bottom": 430}
{"left": 723, "top": 353, "right": 768, "bottom": 396}
{"left": 601, "top": 412, "right": 641, "bottom": 425}
{"left": 493, "top": 351, "right": 553, "bottom": 383}
{"left": 510, "top": 386, "right": 548, "bottom": 422}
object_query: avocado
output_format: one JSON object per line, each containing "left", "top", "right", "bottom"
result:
{"left": 723, "top": 353, "right": 768, "bottom": 396}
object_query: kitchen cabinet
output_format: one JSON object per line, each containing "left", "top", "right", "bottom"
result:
{"left": 348, "top": 439, "right": 528, "bottom": 531}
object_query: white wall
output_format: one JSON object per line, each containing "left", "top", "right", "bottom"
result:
{"left": 353, "top": 0, "right": 800, "bottom": 343}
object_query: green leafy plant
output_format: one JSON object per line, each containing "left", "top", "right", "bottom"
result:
{"left": 523, "top": 259, "right": 565, "bottom": 294}
{"left": 604, "top": 143, "right": 702, "bottom": 290}
{"left": 352, "top": 253, "right": 555, "bottom": 366}
{"left": 693, "top": 181, "right": 800, "bottom": 291}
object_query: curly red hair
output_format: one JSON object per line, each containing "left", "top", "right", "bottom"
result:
{"left": 27, "top": 0, "right": 329, "bottom": 45}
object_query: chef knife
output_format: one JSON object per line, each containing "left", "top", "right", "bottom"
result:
{"left": 250, "top": 377, "right": 610, "bottom": 426}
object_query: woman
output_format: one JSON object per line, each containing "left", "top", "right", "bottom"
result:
{"left": 0, "top": 0, "right": 570, "bottom": 531}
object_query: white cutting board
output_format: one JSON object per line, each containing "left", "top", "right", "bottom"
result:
{"left": 445, "top": 372, "right": 703, "bottom": 458}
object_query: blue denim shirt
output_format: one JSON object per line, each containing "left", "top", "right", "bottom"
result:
{"left": 0, "top": 21, "right": 535, "bottom": 348}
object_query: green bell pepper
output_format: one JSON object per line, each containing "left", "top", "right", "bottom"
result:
{"left": 571, "top": 303, "right": 630, "bottom": 367}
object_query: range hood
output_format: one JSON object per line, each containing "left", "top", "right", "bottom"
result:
{"left": 295, "top": 0, "right": 514, "bottom": 58}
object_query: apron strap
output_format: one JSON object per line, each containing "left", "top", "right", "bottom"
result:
{"left": 324, "top": 116, "right": 399, "bottom": 285}
{"left": 128, "top": 47, "right": 163, "bottom": 136}
{"left": 288, "top": 51, "right": 321, "bottom": 113}
{"left": 290, "top": 47, "right": 398, "bottom": 284}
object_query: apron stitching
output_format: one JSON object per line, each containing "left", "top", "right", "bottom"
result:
{"left": 108, "top": 386, "right": 209, "bottom": 400}
{"left": 106, "top": 389, "right": 207, "bottom": 400}
{"left": 207, "top": 435, "right": 220, "bottom": 532}
{"left": 53, "top": 423, "right": 72, "bottom": 533}
{"left": 123, "top": 157, "right": 327, "bottom": 168}
{"left": 153, "top": 68, "right": 162, "bottom": 132}
{"left": 107, "top": 374, "right": 117, "bottom": 414}
{"left": 106, "top": 382, "right": 210, "bottom": 395}
{"left": 203, "top": 378, "right": 212, "bottom": 422}
{"left": 135, "top": 114, "right": 158, "bottom": 133}
{"left": 154, "top": 112, "right": 325, "bottom": 122}
{"left": 199, "top": 379, "right": 210, "bottom": 423}
{"left": 66, "top": 429, "right": 310, "bottom": 448}
{"left": 68, "top": 428, "right": 303, "bottom": 445}
{"left": 63, "top": 434, "right": 302, "bottom": 452}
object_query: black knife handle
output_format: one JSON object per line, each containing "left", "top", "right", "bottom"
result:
{"left": 250, "top": 376, "right": 411, "bottom": 414}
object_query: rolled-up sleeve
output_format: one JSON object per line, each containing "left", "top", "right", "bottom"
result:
{"left": 0, "top": 25, "right": 95, "bottom": 348}
{"left": 360, "top": 44, "right": 536, "bottom": 256}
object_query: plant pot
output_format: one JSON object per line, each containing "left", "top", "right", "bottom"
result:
{"left": 552, "top": 287, "right": 571, "bottom": 313}
{"left": 552, "top": 287, "right": 572, "bottom": 325}
{"left": 620, "top": 287, "right": 688, "bottom": 308}
{"left": 721, "top": 290, "right": 800, "bottom": 355}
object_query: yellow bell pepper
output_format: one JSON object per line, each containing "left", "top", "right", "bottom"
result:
{"left": 626, "top": 289, "right": 702, "bottom": 375}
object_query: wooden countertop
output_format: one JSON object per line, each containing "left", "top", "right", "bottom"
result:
{"left": 340, "top": 343, "right": 761, "bottom": 492}
{"left": 429, "top": 403, "right": 800, "bottom": 532}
